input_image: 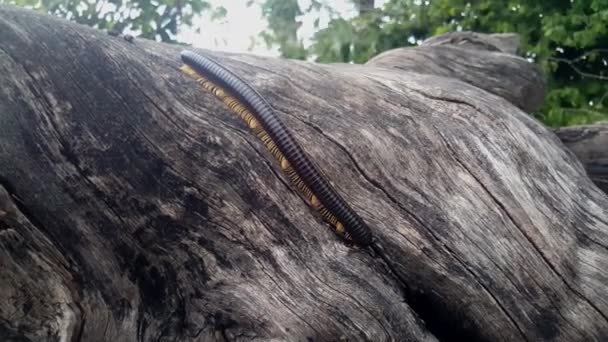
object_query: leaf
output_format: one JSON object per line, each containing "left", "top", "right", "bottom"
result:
{"left": 2, "top": 0, "right": 214, "bottom": 43}
{"left": 211, "top": 6, "right": 227, "bottom": 21}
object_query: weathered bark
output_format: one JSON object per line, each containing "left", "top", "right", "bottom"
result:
{"left": 367, "top": 31, "right": 546, "bottom": 113}
{"left": 1, "top": 5, "right": 608, "bottom": 342}
{"left": 555, "top": 123, "right": 608, "bottom": 195}
{"left": 422, "top": 31, "right": 521, "bottom": 55}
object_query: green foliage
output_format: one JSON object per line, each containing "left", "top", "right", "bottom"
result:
{"left": 6, "top": 0, "right": 606, "bottom": 126}
{"left": 252, "top": 0, "right": 307, "bottom": 59}
{"left": 264, "top": 0, "right": 608, "bottom": 127}
{"left": 1, "top": 0, "right": 214, "bottom": 42}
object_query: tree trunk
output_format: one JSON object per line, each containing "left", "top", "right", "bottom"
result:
{"left": 555, "top": 123, "right": 608, "bottom": 195}
{"left": 355, "top": 0, "right": 375, "bottom": 15}
{"left": 366, "top": 31, "right": 545, "bottom": 113}
{"left": 1, "top": 5, "right": 608, "bottom": 342}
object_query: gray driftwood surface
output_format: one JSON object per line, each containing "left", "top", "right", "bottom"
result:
{"left": 555, "top": 124, "right": 608, "bottom": 195}
{"left": 1, "top": 5, "right": 608, "bottom": 342}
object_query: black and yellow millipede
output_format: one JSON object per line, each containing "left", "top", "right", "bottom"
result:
{"left": 180, "top": 50, "right": 373, "bottom": 247}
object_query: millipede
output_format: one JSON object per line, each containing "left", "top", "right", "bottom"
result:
{"left": 180, "top": 50, "right": 373, "bottom": 247}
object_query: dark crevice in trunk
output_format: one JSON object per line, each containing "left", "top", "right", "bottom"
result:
{"left": 278, "top": 110, "right": 523, "bottom": 341}
{"left": 370, "top": 241, "right": 487, "bottom": 342}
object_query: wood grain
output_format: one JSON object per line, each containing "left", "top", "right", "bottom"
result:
{"left": 1, "top": 5, "right": 607, "bottom": 341}
{"left": 556, "top": 123, "right": 608, "bottom": 195}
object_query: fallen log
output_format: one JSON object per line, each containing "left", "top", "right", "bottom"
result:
{"left": 366, "top": 31, "right": 547, "bottom": 113}
{"left": 1, "top": 5, "right": 607, "bottom": 342}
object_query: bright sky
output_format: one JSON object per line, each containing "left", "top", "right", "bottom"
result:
{"left": 177, "top": 0, "right": 384, "bottom": 56}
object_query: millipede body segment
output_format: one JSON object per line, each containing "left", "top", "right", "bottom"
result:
{"left": 180, "top": 50, "right": 373, "bottom": 247}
